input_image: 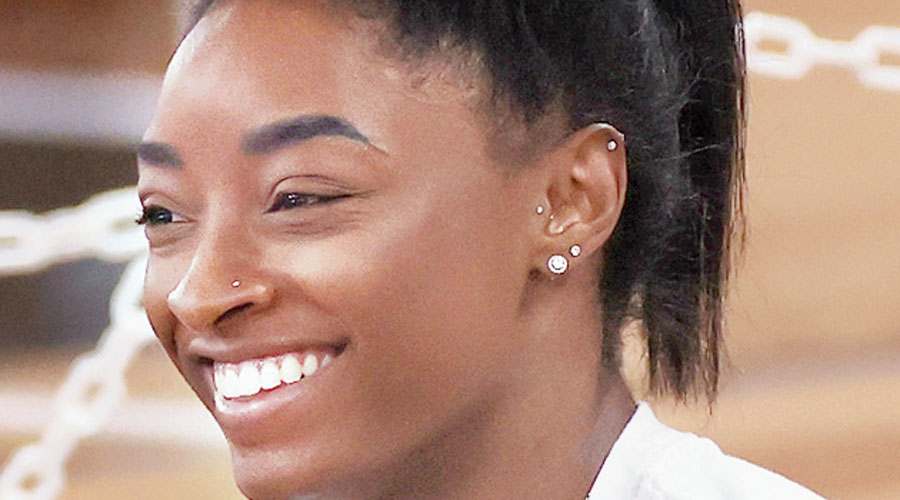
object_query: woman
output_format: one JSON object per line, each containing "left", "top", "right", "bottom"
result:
{"left": 136, "top": 0, "right": 824, "bottom": 498}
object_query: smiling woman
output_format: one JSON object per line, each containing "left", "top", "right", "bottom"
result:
{"left": 135, "top": 1, "right": 823, "bottom": 499}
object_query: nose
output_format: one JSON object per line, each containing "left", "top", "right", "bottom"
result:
{"left": 167, "top": 236, "right": 273, "bottom": 331}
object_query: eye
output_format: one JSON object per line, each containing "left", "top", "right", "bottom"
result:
{"left": 136, "top": 205, "right": 186, "bottom": 226}
{"left": 269, "top": 192, "right": 349, "bottom": 212}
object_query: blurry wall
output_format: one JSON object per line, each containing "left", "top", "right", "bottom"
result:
{"left": 1, "top": 1, "right": 898, "bottom": 499}
{"left": 0, "top": 0, "right": 171, "bottom": 350}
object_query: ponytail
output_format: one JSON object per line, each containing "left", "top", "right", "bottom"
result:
{"left": 602, "top": 0, "right": 745, "bottom": 399}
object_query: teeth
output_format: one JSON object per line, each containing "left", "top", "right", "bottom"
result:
{"left": 302, "top": 354, "right": 319, "bottom": 377}
{"left": 237, "top": 362, "right": 261, "bottom": 397}
{"left": 260, "top": 359, "right": 281, "bottom": 390}
{"left": 280, "top": 354, "right": 303, "bottom": 384}
{"left": 222, "top": 366, "right": 240, "bottom": 399}
{"left": 214, "top": 351, "right": 336, "bottom": 400}
{"left": 213, "top": 365, "right": 225, "bottom": 394}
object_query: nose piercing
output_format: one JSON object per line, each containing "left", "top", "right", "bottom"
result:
{"left": 547, "top": 254, "right": 569, "bottom": 275}
{"left": 231, "top": 280, "right": 241, "bottom": 288}
{"left": 536, "top": 205, "right": 545, "bottom": 215}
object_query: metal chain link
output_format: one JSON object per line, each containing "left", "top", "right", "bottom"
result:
{"left": 2, "top": 10, "right": 900, "bottom": 500}
{"left": 0, "top": 187, "right": 145, "bottom": 276}
{"left": 0, "top": 257, "right": 153, "bottom": 500}
{"left": 1, "top": 187, "right": 152, "bottom": 499}
{"left": 746, "top": 12, "right": 900, "bottom": 91}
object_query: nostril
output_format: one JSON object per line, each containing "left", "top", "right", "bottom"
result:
{"left": 215, "top": 302, "right": 255, "bottom": 326}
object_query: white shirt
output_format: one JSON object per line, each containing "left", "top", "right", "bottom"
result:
{"left": 588, "top": 402, "right": 826, "bottom": 499}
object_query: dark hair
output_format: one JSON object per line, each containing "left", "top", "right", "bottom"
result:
{"left": 179, "top": 0, "right": 746, "bottom": 400}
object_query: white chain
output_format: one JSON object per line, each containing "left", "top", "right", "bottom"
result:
{"left": 0, "top": 257, "right": 153, "bottom": 500}
{"left": 746, "top": 12, "right": 900, "bottom": 91}
{"left": 1, "top": 11, "right": 899, "bottom": 500}
{"left": 0, "top": 188, "right": 152, "bottom": 499}
{"left": 0, "top": 187, "right": 145, "bottom": 276}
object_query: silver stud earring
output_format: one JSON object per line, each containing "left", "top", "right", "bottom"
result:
{"left": 535, "top": 205, "right": 545, "bottom": 215}
{"left": 607, "top": 139, "right": 618, "bottom": 151}
{"left": 547, "top": 254, "right": 569, "bottom": 275}
{"left": 569, "top": 245, "right": 582, "bottom": 258}
{"left": 231, "top": 280, "right": 241, "bottom": 288}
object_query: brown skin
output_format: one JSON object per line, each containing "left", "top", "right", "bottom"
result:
{"left": 139, "top": 1, "right": 635, "bottom": 499}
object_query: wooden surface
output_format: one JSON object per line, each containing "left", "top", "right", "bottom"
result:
{"left": 2, "top": 0, "right": 899, "bottom": 499}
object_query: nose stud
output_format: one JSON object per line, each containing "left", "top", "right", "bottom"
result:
{"left": 231, "top": 280, "right": 241, "bottom": 288}
{"left": 535, "top": 205, "right": 545, "bottom": 215}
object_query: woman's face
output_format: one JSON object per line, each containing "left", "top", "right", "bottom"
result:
{"left": 139, "top": 1, "right": 545, "bottom": 497}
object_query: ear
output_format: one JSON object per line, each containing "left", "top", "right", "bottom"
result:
{"left": 531, "top": 123, "right": 626, "bottom": 275}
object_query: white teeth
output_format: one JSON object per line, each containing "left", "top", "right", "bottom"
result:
{"left": 222, "top": 366, "right": 240, "bottom": 399}
{"left": 214, "top": 351, "right": 335, "bottom": 400}
{"left": 260, "top": 359, "right": 281, "bottom": 390}
{"left": 280, "top": 354, "right": 303, "bottom": 384}
{"left": 214, "top": 365, "right": 225, "bottom": 393}
{"left": 302, "top": 353, "right": 319, "bottom": 377}
{"left": 237, "top": 362, "right": 262, "bottom": 397}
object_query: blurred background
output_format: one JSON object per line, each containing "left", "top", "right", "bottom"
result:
{"left": 1, "top": 0, "right": 898, "bottom": 498}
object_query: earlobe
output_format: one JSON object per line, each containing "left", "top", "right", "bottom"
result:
{"left": 534, "top": 123, "right": 626, "bottom": 274}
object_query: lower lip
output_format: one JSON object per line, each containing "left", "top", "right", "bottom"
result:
{"left": 207, "top": 353, "right": 344, "bottom": 439}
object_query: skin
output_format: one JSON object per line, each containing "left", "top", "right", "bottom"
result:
{"left": 139, "top": 1, "right": 635, "bottom": 499}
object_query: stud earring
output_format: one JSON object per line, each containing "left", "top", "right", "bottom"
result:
{"left": 547, "top": 254, "right": 569, "bottom": 275}
{"left": 535, "top": 205, "right": 545, "bottom": 215}
{"left": 231, "top": 280, "right": 241, "bottom": 288}
{"left": 569, "top": 245, "right": 582, "bottom": 257}
{"left": 607, "top": 139, "right": 618, "bottom": 151}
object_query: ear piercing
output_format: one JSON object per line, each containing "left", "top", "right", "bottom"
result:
{"left": 535, "top": 205, "right": 545, "bottom": 215}
{"left": 231, "top": 280, "right": 241, "bottom": 288}
{"left": 547, "top": 244, "right": 582, "bottom": 275}
{"left": 547, "top": 254, "right": 569, "bottom": 275}
{"left": 607, "top": 139, "right": 618, "bottom": 151}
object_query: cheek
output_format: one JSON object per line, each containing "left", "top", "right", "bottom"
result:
{"left": 268, "top": 182, "right": 524, "bottom": 426}
{"left": 142, "top": 255, "right": 187, "bottom": 354}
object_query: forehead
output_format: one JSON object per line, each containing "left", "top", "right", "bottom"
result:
{"left": 143, "top": 0, "right": 499, "bottom": 166}
{"left": 154, "top": 2, "right": 377, "bottom": 125}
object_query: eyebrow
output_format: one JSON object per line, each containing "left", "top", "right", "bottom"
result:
{"left": 136, "top": 142, "right": 184, "bottom": 167}
{"left": 136, "top": 115, "right": 374, "bottom": 168}
{"left": 242, "top": 115, "right": 370, "bottom": 155}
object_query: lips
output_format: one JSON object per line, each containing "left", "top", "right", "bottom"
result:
{"left": 181, "top": 336, "right": 351, "bottom": 444}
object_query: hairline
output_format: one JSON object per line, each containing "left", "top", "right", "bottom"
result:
{"left": 179, "top": 0, "right": 567, "bottom": 168}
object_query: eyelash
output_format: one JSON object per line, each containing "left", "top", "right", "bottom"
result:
{"left": 136, "top": 193, "right": 349, "bottom": 226}
{"left": 268, "top": 192, "right": 350, "bottom": 212}
{"left": 136, "top": 205, "right": 180, "bottom": 226}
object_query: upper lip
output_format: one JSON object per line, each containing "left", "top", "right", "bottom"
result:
{"left": 183, "top": 337, "right": 349, "bottom": 364}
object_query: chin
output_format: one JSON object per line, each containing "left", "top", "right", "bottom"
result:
{"left": 230, "top": 445, "right": 334, "bottom": 500}
{"left": 226, "top": 430, "right": 404, "bottom": 500}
